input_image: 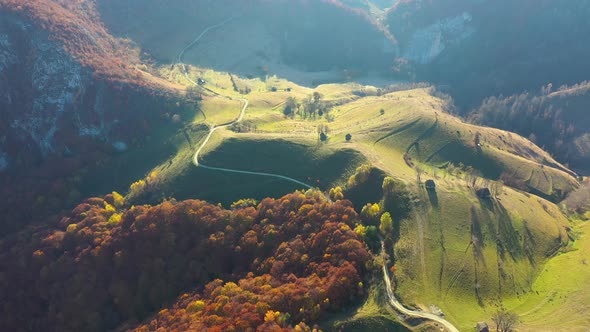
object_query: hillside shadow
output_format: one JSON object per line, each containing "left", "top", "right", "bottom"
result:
{"left": 477, "top": 197, "right": 524, "bottom": 264}
{"left": 523, "top": 221, "right": 537, "bottom": 265}
{"left": 470, "top": 206, "right": 486, "bottom": 263}
{"left": 345, "top": 168, "right": 386, "bottom": 213}
{"left": 478, "top": 195, "right": 494, "bottom": 211}
{"left": 427, "top": 188, "right": 439, "bottom": 208}
{"left": 495, "top": 202, "right": 525, "bottom": 261}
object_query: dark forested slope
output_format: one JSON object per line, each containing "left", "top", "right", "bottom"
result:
{"left": 0, "top": 3, "right": 189, "bottom": 235}
{"left": 386, "top": 0, "right": 590, "bottom": 108}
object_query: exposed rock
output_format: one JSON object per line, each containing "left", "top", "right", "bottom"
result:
{"left": 0, "top": 13, "right": 129, "bottom": 163}
{"left": 0, "top": 12, "right": 186, "bottom": 235}
{"left": 0, "top": 33, "right": 17, "bottom": 74}
{"left": 402, "top": 12, "right": 475, "bottom": 64}
{"left": 10, "top": 32, "right": 87, "bottom": 155}
{"left": 429, "top": 304, "right": 444, "bottom": 317}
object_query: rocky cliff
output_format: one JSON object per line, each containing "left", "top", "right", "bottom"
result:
{"left": 386, "top": 0, "right": 590, "bottom": 107}
{"left": 0, "top": 12, "right": 185, "bottom": 235}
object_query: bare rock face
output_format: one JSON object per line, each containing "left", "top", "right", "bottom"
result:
{"left": 401, "top": 11, "right": 475, "bottom": 65}
{"left": 0, "top": 14, "right": 114, "bottom": 170}
{"left": 11, "top": 24, "right": 86, "bottom": 156}
{"left": 0, "top": 12, "right": 184, "bottom": 235}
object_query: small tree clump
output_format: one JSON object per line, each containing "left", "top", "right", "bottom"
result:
{"left": 329, "top": 187, "right": 344, "bottom": 201}
{"left": 283, "top": 97, "right": 297, "bottom": 118}
{"left": 360, "top": 203, "right": 381, "bottom": 226}
{"left": 379, "top": 212, "right": 394, "bottom": 236}
{"left": 492, "top": 310, "right": 519, "bottom": 332}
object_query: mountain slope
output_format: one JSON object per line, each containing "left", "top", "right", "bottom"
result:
{"left": 0, "top": 6, "right": 190, "bottom": 235}
{"left": 386, "top": 0, "right": 590, "bottom": 108}
{"left": 97, "top": 0, "right": 396, "bottom": 85}
{"left": 470, "top": 82, "right": 590, "bottom": 174}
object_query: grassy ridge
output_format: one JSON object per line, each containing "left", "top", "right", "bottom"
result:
{"left": 119, "top": 66, "right": 580, "bottom": 330}
{"left": 131, "top": 137, "right": 367, "bottom": 207}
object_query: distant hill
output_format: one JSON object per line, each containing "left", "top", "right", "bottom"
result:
{"left": 385, "top": 0, "right": 590, "bottom": 172}
{"left": 97, "top": 0, "right": 396, "bottom": 84}
{"left": 0, "top": 1, "right": 587, "bottom": 331}
{"left": 385, "top": 0, "right": 590, "bottom": 108}
{"left": 470, "top": 81, "right": 590, "bottom": 174}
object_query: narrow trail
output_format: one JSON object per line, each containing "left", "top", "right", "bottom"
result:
{"left": 181, "top": 20, "right": 457, "bottom": 331}
{"left": 177, "top": 18, "right": 311, "bottom": 189}
{"left": 381, "top": 241, "right": 460, "bottom": 332}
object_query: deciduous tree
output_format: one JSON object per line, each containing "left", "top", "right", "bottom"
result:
{"left": 492, "top": 310, "right": 519, "bottom": 332}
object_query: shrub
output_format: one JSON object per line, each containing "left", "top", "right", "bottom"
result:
{"left": 108, "top": 213, "right": 122, "bottom": 225}
{"left": 186, "top": 300, "right": 205, "bottom": 313}
{"left": 112, "top": 192, "right": 125, "bottom": 208}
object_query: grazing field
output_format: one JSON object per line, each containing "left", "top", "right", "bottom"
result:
{"left": 505, "top": 220, "right": 590, "bottom": 331}
{"left": 118, "top": 65, "right": 580, "bottom": 330}
{"left": 393, "top": 184, "right": 570, "bottom": 331}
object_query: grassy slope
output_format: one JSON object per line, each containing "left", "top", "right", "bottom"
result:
{"left": 257, "top": 83, "right": 575, "bottom": 188}
{"left": 322, "top": 282, "right": 412, "bottom": 332}
{"left": 121, "top": 65, "right": 581, "bottom": 330}
{"left": 394, "top": 183, "right": 570, "bottom": 331}
{"left": 504, "top": 220, "right": 590, "bottom": 331}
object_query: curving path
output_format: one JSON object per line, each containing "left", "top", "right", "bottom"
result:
{"left": 177, "top": 18, "right": 311, "bottom": 189}
{"left": 180, "top": 17, "right": 456, "bottom": 331}
{"left": 381, "top": 241, "right": 460, "bottom": 332}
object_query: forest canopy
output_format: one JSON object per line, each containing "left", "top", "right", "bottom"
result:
{"left": 0, "top": 190, "right": 371, "bottom": 332}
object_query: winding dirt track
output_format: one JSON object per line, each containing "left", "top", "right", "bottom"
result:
{"left": 179, "top": 20, "right": 457, "bottom": 330}
{"left": 381, "top": 241, "right": 460, "bottom": 332}
{"left": 177, "top": 18, "right": 311, "bottom": 189}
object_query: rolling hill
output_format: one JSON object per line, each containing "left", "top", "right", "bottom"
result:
{"left": 0, "top": 1, "right": 589, "bottom": 331}
{"left": 97, "top": 0, "right": 396, "bottom": 86}
{"left": 98, "top": 60, "right": 579, "bottom": 330}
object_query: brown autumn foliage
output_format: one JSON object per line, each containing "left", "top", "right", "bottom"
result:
{"left": 0, "top": 190, "right": 370, "bottom": 332}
